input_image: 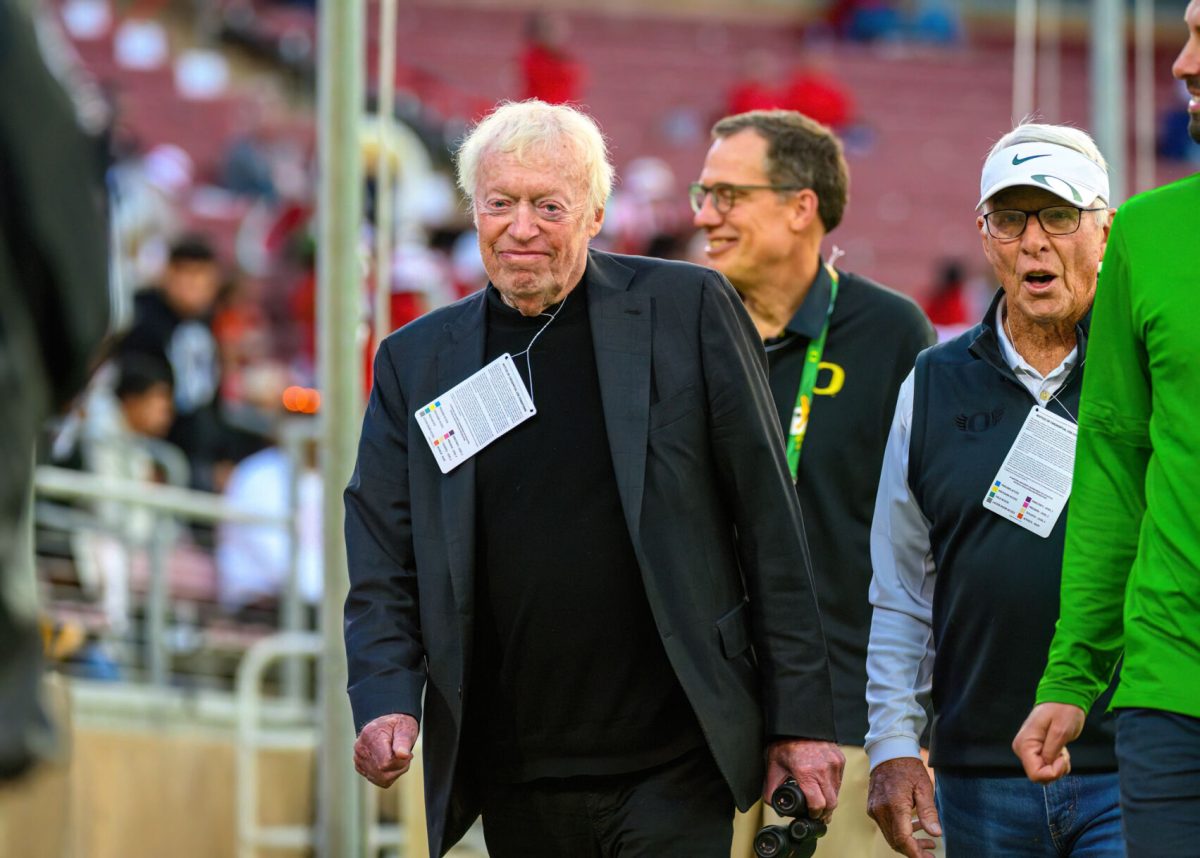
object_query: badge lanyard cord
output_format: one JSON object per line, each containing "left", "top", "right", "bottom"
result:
{"left": 786, "top": 264, "right": 839, "bottom": 482}
{"left": 1003, "top": 310, "right": 1083, "bottom": 425}
{"left": 509, "top": 290, "right": 570, "bottom": 403}
{"left": 1041, "top": 360, "right": 1083, "bottom": 424}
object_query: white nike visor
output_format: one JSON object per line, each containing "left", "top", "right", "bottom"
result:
{"left": 977, "top": 142, "right": 1109, "bottom": 210}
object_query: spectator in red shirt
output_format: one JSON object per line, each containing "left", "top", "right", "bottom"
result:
{"left": 518, "top": 10, "right": 583, "bottom": 105}
{"left": 725, "top": 50, "right": 786, "bottom": 116}
{"left": 921, "top": 256, "right": 969, "bottom": 331}
{"left": 783, "top": 54, "right": 855, "bottom": 130}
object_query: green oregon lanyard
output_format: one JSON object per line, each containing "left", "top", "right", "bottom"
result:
{"left": 785, "top": 266, "right": 839, "bottom": 481}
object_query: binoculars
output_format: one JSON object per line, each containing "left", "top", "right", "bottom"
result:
{"left": 753, "top": 780, "right": 828, "bottom": 858}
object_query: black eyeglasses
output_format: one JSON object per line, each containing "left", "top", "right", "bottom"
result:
{"left": 688, "top": 182, "right": 805, "bottom": 214}
{"left": 983, "top": 205, "right": 1107, "bottom": 240}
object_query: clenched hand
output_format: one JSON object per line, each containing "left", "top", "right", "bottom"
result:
{"left": 1012, "top": 702, "right": 1085, "bottom": 784}
{"left": 353, "top": 713, "right": 420, "bottom": 788}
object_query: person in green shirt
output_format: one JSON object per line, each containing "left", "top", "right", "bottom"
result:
{"left": 1013, "top": 3, "right": 1200, "bottom": 855}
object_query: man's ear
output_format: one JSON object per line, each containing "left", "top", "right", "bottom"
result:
{"left": 1097, "top": 207, "right": 1116, "bottom": 262}
{"left": 977, "top": 214, "right": 1000, "bottom": 270}
{"left": 588, "top": 205, "right": 605, "bottom": 239}
{"left": 790, "top": 189, "right": 821, "bottom": 233}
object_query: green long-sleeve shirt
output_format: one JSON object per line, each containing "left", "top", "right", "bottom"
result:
{"left": 1037, "top": 173, "right": 1200, "bottom": 718}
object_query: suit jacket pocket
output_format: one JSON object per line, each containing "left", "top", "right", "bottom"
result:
{"left": 648, "top": 385, "right": 698, "bottom": 432}
{"left": 716, "top": 600, "right": 751, "bottom": 659}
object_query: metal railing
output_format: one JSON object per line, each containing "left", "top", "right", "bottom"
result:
{"left": 33, "top": 464, "right": 299, "bottom": 689}
{"left": 235, "top": 631, "right": 427, "bottom": 858}
{"left": 235, "top": 632, "right": 324, "bottom": 858}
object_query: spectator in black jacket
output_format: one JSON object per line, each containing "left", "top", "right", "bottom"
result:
{"left": 118, "top": 235, "right": 229, "bottom": 490}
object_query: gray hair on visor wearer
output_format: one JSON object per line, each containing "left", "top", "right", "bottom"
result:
{"left": 987, "top": 122, "right": 1107, "bottom": 172}
{"left": 455, "top": 100, "right": 615, "bottom": 217}
{"left": 984, "top": 122, "right": 1111, "bottom": 211}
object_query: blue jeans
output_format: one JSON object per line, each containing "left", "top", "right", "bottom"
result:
{"left": 936, "top": 771, "right": 1124, "bottom": 857}
{"left": 1115, "top": 708, "right": 1200, "bottom": 857}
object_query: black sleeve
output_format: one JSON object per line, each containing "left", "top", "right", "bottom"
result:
{"left": 343, "top": 337, "right": 427, "bottom": 732}
{"left": 698, "top": 271, "right": 837, "bottom": 742}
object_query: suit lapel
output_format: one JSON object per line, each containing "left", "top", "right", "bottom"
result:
{"left": 436, "top": 291, "right": 486, "bottom": 617}
{"left": 586, "top": 252, "right": 651, "bottom": 547}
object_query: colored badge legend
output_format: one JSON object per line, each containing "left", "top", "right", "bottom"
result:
{"left": 981, "top": 405, "right": 1078, "bottom": 539}
{"left": 414, "top": 354, "right": 537, "bottom": 474}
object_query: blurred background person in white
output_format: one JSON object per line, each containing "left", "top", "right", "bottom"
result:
{"left": 217, "top": 365, "right": 321, "bottom": 622}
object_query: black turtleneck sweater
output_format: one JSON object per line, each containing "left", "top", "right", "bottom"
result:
{"left": 465, "top": 279, "right": 703, "bottom": 783}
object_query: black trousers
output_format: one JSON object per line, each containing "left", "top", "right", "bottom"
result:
{"left": 480, "top": 745, "right": 735, "bottom": 858}
{"left": 1115, "top": 708, "right": 1200, "bottom": 857}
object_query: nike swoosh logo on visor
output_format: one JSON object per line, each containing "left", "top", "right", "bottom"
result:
{"left": 1012, "top": 153, "right": 1050, "bottom": 165}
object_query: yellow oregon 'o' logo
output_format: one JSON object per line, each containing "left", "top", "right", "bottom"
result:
{"left": 814, "top": 361, "right": 845, "bottom": 396}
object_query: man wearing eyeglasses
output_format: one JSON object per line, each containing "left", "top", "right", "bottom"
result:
{"left": 865, "top": 123, "right": 1121, "bottom": 858}
{"left": 692, "top": 110, "right": 935, "bottom": 858}
{"left": 1014, "top": 5, "right": 1200, "bottom": 854}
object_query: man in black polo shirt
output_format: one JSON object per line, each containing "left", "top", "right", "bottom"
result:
{"left": 345, "top": 100, "right": 843, "bottom": 858}
{"left": 864, "top": 123, "right": 1122, "bottom": 857}
{"left": 691, "top": 110, "right": 934, "bottom": 857}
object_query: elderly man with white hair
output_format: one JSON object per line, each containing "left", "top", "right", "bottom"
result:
{"left": 863, "top": 123, "right": 1123, "bottom": 858}
{"left": 343, "top": 99, "right": 842, "bottom": 858}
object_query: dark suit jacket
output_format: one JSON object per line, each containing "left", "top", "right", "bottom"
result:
{"left": 344, "top": 250, "right": 836, "bottom": 856}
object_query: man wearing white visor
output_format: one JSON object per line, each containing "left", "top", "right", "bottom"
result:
{"left": 863, "top": 123, "right": 1122, "bottom": 857}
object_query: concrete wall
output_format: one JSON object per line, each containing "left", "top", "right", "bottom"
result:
{"left": 1, "top": 726, "right": 317, "bottom": 858}
{"left": 0, "top": 676, "right": 332, "bottom": 858}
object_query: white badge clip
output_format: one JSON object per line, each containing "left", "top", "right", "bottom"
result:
{"left": 415, "top": 353, "right": 537, "bottom": 474}
{"left": 982, "top": 405, "right": 1077, "bottom": 538}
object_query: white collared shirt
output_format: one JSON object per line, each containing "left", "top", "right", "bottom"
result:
{"left": 863, "top": 297, "right": 1078, "bottom": 768}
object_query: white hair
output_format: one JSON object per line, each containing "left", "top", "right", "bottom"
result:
{"left": 455, "top": 100, "right": 614, "bottom": 216}
{"left": 987, "top": 121, "right": 1111, "bottom": 215}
